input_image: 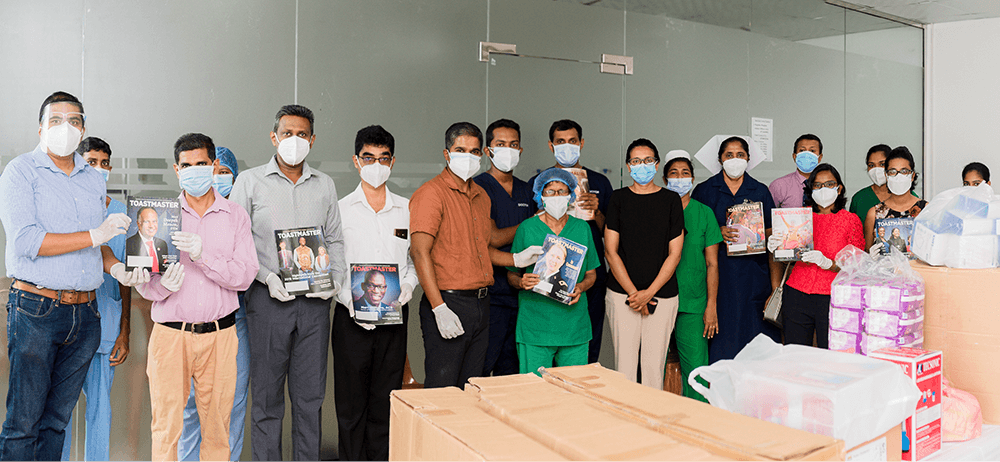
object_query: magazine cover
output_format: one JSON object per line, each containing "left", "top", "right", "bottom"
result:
{"left": 726, "top": 201, "right": 766, "bottom": 256}
{"left": 349, "top": 263, "right": 402, "bottom": 326}
{"left": 530, "top": 234, "right": 587, "bottom": 305}
{"left": 125, "top": 196, "right": 181, "bottom": 273}
{"left": 875, "top": 217, "right": 915, "bottom": 256}
{"left": 562, "top": 168, "right": 594, "bottom": 221}
{"left": 772, "top": 207, "right": 814, "bottom": 261}
{"left": 273, "top": 226, "right": 335, "bottom": 295}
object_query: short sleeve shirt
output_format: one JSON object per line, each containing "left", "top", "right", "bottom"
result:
{"left": 473, "top": 172, "right": 536, "bottom": 306}
{"left": 769, "top": 171, "right": 808, "bottom": 208}
{"left": 605, "top": 188, "right": 685, "bottom": 298}
{"left": 509, "top": 215, "right": 599, "bottom": 346}
{"left": 676, "top": 199, "right": 724, "bottom": 314}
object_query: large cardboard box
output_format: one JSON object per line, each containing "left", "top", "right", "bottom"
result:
{"left": 391, "top": 364, "right": 846, "bottom": 460}
{"left": 846, "top": 425, "right": 903, "bottom": 461}
{"left": 911, "top": 261, "right": 1000, "bottom": 424}
{"left": 869, "top": 348, "right": 943, "bottom": 461}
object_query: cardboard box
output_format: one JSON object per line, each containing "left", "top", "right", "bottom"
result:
{"left": 869, "top": 348, "right": 943, "bottom": 461}
{"left": 911, "top": 261, "right": 1000, "bottom": 424}
{"left": 846, "top": 424, "right": 903, "bottom": 461}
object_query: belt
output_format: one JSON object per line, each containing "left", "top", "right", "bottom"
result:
{"left": 159, "top": 310, "right": 237, "bottom": 334}
{"left": 12, "top": 280, "right": 96, "bottom": 305}
{"left": 442, "top": 287, "right": 489, "bottom": 299}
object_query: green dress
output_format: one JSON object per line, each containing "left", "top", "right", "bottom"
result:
{"left": 850, "top": 186, "right": 918, "bottom": 225}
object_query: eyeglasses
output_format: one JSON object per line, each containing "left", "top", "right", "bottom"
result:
{"left": 627, "top": 157, "right": 657, "bottom": 166}
{"left": 47, "top": 112, "right": 85, "bottom": 129}
{"left": 365, "top": 283, "right": 387, "bottom": 291}
{"left": 542, "top": 189, "right": 570, "bottom": 197}
{"left": 357, "top": 155, "right": 392, "bottom": 166}
{"left": 811, "top": 180, "right": 839, "bottom": 190}
{"left": 886, "top": 168, "right": 913, "bottom": 177}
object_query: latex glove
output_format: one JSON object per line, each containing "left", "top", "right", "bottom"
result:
{"left": 766, "top": 232, "right": 784, "bottom": 253}
{"left": 305, "top": 288, "right": 335, "bottom": 300}
{"left": 171, "top": 231, "right": 203, "bottom": 261}
{"left": 432, "top": 303, "right": 465, "bottom": 339}
{"left": 800, "top": 250, "right": 833, "bottom": 270}
{"left": 110, "top": 262, "right": 150, "bottom": 287}
{"left": 345, "top": 304, "right": 375, "bottom": 331}
{"left": 265, "top": 272, "right": 295, "bottom": 302}
{"left": 90, "top": 213, "right": 131, "bottom": 247}
{"left": 513, "top": 245, "right": 544, "bottom": 268}
{"left": 397, "top": 283, "right": 414, "bottom": 306}
{"left": 159, "top": 262, "right": 186, "bottom": 292}
{"left": 868, "top": 242, "right": 884, "bottom": 258}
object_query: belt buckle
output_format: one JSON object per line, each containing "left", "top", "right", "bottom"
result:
{"left": 476, "top": 287, "right": 488, "bottom": 299}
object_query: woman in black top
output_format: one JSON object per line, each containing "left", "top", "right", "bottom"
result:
{"left": 604, "top": 138, "right": 685, "bottom": 388}
{"left": 864, "top": 146, "right": 927, "bottom": 251}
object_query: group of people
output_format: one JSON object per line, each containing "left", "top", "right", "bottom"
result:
{"left": 0, "top": 91, "right": 989, "bottom": 461}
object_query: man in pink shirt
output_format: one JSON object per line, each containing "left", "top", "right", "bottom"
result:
{"left": 769, "top": 134, "right": 823, "bottom": 208}
{"left": 136, "top": 133, "right": 258, "bottom": 461}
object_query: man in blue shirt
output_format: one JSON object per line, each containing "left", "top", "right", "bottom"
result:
{"left": 473, "top": 119, "right": 536, "bottom": 376}
{"left": 0, "top": 92, "right": 146, "bottom": 461}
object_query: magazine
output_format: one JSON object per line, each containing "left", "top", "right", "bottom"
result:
{"left": 349, "top": 263, "right": 403, "bottom": 326}
{"left": 531, "top": 234, "right": 587, "bottom": 305}
{"left": 726, "top": 201, "right": 766, "bottom": 256}
{"left": 273, "top": 226, "right": 336, "bottom": 295}
{"left": 124, "top": 196, "right": 181, "bottom": 273}
{"left": 562, "top": 168, "right": 594, "bottom": 221}
{"left": 771, "top": 207, "right": 814, "bottom": 262}
{"left": 874, "top": 217, "right": 915, "bottom": 257}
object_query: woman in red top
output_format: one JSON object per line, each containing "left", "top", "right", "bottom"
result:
{"left": 768, "top": 164, "right": 864, "bottom": 348}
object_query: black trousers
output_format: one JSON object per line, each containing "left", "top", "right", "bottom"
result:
{"left": 483, "top": 301, "right": 518, "bottom": 376}
{"left": 419, "top": 292, "right": 490, "bottom": 388}
{"left": 781, "top": 284, "right": 830, "bottom": 348}
{"left": 587, "top": 276, "right": 607, "bottom": 363}
{"left": 332, "top": 303, "right": 407, "bottom": 461}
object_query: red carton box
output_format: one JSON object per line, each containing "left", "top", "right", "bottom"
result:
{"left": 869, "top": 347, "right": 942, "bottom": 461}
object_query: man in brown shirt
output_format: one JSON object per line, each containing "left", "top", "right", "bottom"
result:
{"left": 410, "top": 122, "right": 542, "bottom": 388}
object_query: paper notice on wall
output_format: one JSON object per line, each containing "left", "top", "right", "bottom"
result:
{"left": 751, "top": 117, "right": 773, "bottom": 162}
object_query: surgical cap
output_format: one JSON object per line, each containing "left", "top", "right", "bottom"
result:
{"left": 215, "top": 146, "right": 239, "bottom": 177}
{"left": 532, "top": 168, "right": 578, "bottom": 209}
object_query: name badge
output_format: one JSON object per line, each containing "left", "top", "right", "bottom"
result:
{"left": 395, "top": 228, "right": 408, "bottom": 239}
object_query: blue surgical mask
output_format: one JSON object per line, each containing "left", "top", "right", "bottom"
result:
{"left": 666, "top": 178, "right": 693, "bottom": 196}
{"left": 179, "top": 165, "right": 215, "bottom": 197}
{"left": 629, "top": 163, "right": 657, "bottom": 185}
{"left": 795, "top": 151, "right": 819, "bottom": 174}
{"left": 98, "top": 168, "right": 111, "bottom": 182}
{"left": 553, "top": 143, "right": 581, "bottom": 167}
{"left": 213, "top": 173, "right": 234, "bottom": 197}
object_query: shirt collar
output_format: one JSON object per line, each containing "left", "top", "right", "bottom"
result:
{"left": 348, "top": 182, "right": 398, "bottom": 213}
{"left": 31, "top": 145, "right": 89, "bottom": 176}
{"left": 439, "top": 168, "right": 481, "bottom": 199}
{"left": 710, "top": 171, "right": 762, "bottom": 195}
{"left": 179, "top": 188, "right": 229, "bottom": 216}
{"left": 265, "top": 155, "right": 314, "bottom": 184}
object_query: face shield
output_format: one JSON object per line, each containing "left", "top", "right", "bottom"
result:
{"left": 40, "top": 104, "right": 86, "bottom": 157}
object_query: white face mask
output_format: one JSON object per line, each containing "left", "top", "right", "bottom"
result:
{"left": 489, "top": 147, "right": 520, "bottom": 173}
{"left": 276, "top": 135, "right": 310, "bottom": 166}
{"left": 868, "top": 167, "right": 887, "bottom": 186}
{"left": 41, "top": 123, "right": 83, "bottom": 157}
{"left": 812, "top": 187, "right": 838, "bottom": 208}
{"left": 542, "top": 196, "right": 570, "bottom": 219}
{"left": 359, "top": 162, "right": 392, "bottom": 188}
{"left": 887, "top": 174, "right": 913, "bottom": 196}
{"left": 553, "top": 143, "right": 581, "bottom": 167}
{"left": 448, "top": 152, "right": 481, "bottom": 182}
{"left": 722, "top": 158, "right": 748, "bottom": 179}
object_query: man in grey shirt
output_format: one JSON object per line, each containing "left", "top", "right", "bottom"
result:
{"left": 229, "top": 104, "right": 345, "bottom": 461}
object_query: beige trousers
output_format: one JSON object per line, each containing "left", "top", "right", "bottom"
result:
{"left": 147, "top": 323, "right": 238, "bottom": 461}
{"left": 606, "top": 290, "right": 680, "bottom": 389}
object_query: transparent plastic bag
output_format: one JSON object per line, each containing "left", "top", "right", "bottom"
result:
{"left": 913, "top": 184, "right": 999, "bottom": 268}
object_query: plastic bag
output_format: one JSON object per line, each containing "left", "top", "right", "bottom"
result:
{"left": 689, "top": 335, "right": 920, "bottom": 449}
{"left": 913, "top": 184, "right": 999, "bottom": 268}
{"left": 942, "top": 377, "right": 983, "bottom": 442}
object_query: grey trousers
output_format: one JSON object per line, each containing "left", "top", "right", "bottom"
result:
{"left": 246, "top": 281, "right": 330, "bottom": 461}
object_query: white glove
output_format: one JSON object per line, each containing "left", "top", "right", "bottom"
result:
{"left": 265, "top": 272, "right": 295, "bottom": 302}
{"left": 513, "top": 245, "right": 544, "bottom": 268}
{"left": 345, "top": 304, "right": 375, "bottom": 331}
{"left": 766, "top": 232, "right": 784, "bottom": 253}
{"left": 305, "top": 288, "right": 335, "bottom": 300}
{"left": 800, "top": 250, "right": 833, "bottom": 270}
{"left": 159, "top": 262, "right": 186, "bottom": 292}
{"left": 90, "top": 213, "right": 131, "bottom": 247}
{"left": 110, "top": 262, "right": 150, "bottom": 287}
{"left": 432, "top": 303, "right": 465, "bottom": 339}
{"left": 397, "top": 283, "right": 414, "bottom": 306}
{"left": 171, "top": 232, "right": 203, "bottom": 261}
{"left": 869, "top": 242, "right": 884, "bottom": 258}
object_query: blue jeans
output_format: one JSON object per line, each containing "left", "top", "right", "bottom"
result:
{"left": 61, "top": 352, "right": 115, "bottom": 461}
{"left": 0, "top": 288, "right": 101, "bottom": 461}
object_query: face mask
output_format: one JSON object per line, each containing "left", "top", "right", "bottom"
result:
{"left": 276, "top": 135, "right": 310, "bottom": 166}
{"left": 447, "top": 152, "right": 481, "bottom": 182}
{"left": 542, "top": 196, "right": 570, "bottom": 219}
{"left": 41, "top": 123, "right": 83, "bottom": 157}
{"left": 868, "top": 167, "right": 887, "bottom": 186}
{"left": 629, "top": 163, "right": 657, "bottom": 185}
{"left": 179, "top": 165, "right": 215, "bottom": 197}
{"left": 553, "top": 143, "right": 581, "bottom": 167}
{"left": 722, "top": 158, "right": 748, "bottom": 179}
{"left": 887, "top": 173, "right": 913, "bottom": 196}
{"left": 98, "top": 168, "right": 111, "bottom": 182}
{"left": 213, "top": 173, "right": 234, "bottom": 196}
{"left": 489, "top": 147, "right": 520, "bottom": 172}
{"left": 666, "top": 178, "right": 693, "bottom": 196}
{"left": 812, "top": 187, "right": 838, "bottom": 208}
{"left": 360, "top": 162, "right": 392, "bottom": 188}
{"left": 795, "top": 151, "right": 819, "bottom": 174}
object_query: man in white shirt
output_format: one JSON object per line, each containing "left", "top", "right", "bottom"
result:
{"left": 334, "top": 125, "right": 417, "bottom": 461}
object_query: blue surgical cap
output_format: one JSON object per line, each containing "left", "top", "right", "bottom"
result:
{"left": 532, "top": 168, "right": 578, "bottom": 209}
{"left": 215, "top": 146, "right": 239, "bottom": 177}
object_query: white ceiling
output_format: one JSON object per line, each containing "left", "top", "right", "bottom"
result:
{"left": 848, "top": 0, "right": 1000, "bottom": 24}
